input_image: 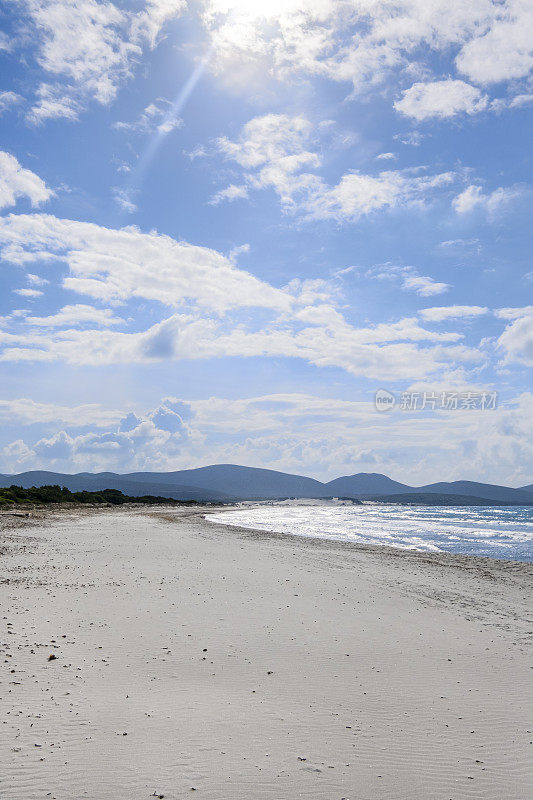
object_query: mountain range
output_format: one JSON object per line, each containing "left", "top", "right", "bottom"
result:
{"left": 1, "top": 465, "right": 532, "bottom": 505}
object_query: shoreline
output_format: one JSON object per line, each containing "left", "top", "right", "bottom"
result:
{"left": 201, "top": 504, "right": 533, "bottom": 569}
{"left": 5, "top": 500, "right": 532, "bottom": 568}
{"left": 1, "top": 506, "right": 531, "bottom": 799}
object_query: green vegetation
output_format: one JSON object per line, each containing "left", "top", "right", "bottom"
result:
{"left": 0, "top": 484, "right": 192, "bottom": 506}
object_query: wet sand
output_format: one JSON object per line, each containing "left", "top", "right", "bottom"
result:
{"left": 1, "top": 506, "right": 532, "bottom": 800}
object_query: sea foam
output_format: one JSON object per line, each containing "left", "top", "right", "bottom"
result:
{"left": 208, "top": 503, "right": 533, "bottom": 562}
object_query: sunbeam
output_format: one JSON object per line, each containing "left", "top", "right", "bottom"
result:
{"left": 127, "top": 47, "right": 213, "bottom": 195}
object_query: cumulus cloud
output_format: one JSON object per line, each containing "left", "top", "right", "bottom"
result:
{"left": 200, "top": 0, "right": 533, "bottom": 107}
{"left": 27, "top": 273, "right": 49, "bottom": 286}
{"left": 209, "top": 184, "right": 249, "bottom": 205}
{"left": 456, "top": 0, "right": 533, "bottom": 85}
{"left": 395, "top": 79, "right": 489, "bottom": 121}
{"left": 366, "top": 264, "right": 449, "bottom": 297}
{"left": 453, "top": 183, "right": 523, "bottom": 215}
{"left": 420, "top": 305, "right": 489, "bottom": 322}
{"left": 215, "top": 114, "right": 321, "bottom": 209}
{"left": 0, "top": 151, "right": 51, "bottom": 210}
{"left": 24, "top": 304, "right": 124, "bottom": 328}
{"left": 0, "top": 212, "right": 504, "bottom": 383}
{"left": 0, "top": 300, "right": 484, "bottom": 382}
{"left": 508, "top": 93, "right": 533, "bottom": 108}
{"left": 214, "top": 114, "right": 457, "bottom": 222}
{"left": 1, "top": 391, "right": 532, "bottom": 486}
{"left": 21, "top": 0, "right": 185, "bottom": 122}
{"left": 495, "top": 306, "right": 533, "bottom": 320}
{"left": 0, "top": 213, "right": 291, "bottom": 314}
{"left": 1, "top": 396, "right": 196, "bottom": 473}
{"left": 497, "top": 307, "right": 533, "bottom": 366}
{"left": 13, "top": 0, "right": 533, "bottom": 123}
{"left": 306, "top": 170, "right": 455, "bottom": 223}
{"left": 13, "top": 288, "right": 44, "bottom": 298}
{"left": 0, "top": 212, "right": 484, "bottom": 380}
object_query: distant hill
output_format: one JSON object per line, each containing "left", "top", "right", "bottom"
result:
{"left": 0, "top": 470, "right": 227, "bottom": 502}
{"left": 412, "top": 480, "right": 533, "bottom": 504}
{"left": 1, "top": 465, "right": 532, "bottom": 504}
{"left": 120, "top": 464, "right": 329, "bottom": 499}
{"left": 325, "top": 473, "right": 410, "bottom": 496}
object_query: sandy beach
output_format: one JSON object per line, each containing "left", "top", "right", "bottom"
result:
{"left": 1, "top": 505, "right": 532, "bottom": 800}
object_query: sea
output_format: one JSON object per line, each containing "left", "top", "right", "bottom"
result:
{"left": 208, "top": 503, "right": 533, "bottom": 562}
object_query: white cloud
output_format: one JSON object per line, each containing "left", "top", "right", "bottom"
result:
{"left": 216, "top": 114, "right": 321, "bottom": 209}
{"left": 130, "top": 0, "right": 187, "bottom": 48}
{"left": 27, "top": 0, "right": 138, "bottom": 107}
{"left": 306, "top": 169, "right": 455, "bottom": 223}
{"left": 113, "top": 98, "right": 182, "bottom": 135}
{"left": 200, "top": 0, "right": 533, "bottom": 108}
{"left": 453, "top": 184, "right": 523, "bottom": 215}
{"left": 401, "top": 274, "right": 449, "bottom": 297}
{"left": 13, "top": 288, "right": 44, "bottom": 298}
{"left": 495, "top": 306, "right": 533, "bottom": 320}
{"left": 2, "top": 391, "right": 532, "bottom": 486}
{"left": 0, "top": 91, "right": 22, "bottom": 114}
{"left": 420, "top": 305, "right": 489, "bottom": 322}
{"left": 395, "top": 130, "right": 425, "bottom": 146}
{"left": 0, "top": 397, "right": 122, "bottom": 426}
{"left": 497, "top": 312, "right": 533, "bottom": 366}
{"left": 1, "top": 406, "right": 195, "bottom": 472}
{"left": 209, "top": 183, "right": 249, "bottom": 205}
{"left": 0, "top": 215, "right": 491, "bottom": 381}
{"left": 112, "top": 187, "right": 137, "bottom": 213}
{"left": 0, "top": 303, "right": 484, "bottom": 382}
{"left": 395, "top": 79, "right": 489, "bottom": 121}
{"left": 0, "top": 151, "right": 51, "bottom": 210}
{"left": 0, "top": 213, "right": 291, "bottom": 314}
{"left": 26, "top": 83, "right": 82, "bottom": 124}
{"left": 26, "top": 273, "right": 49, "bottom": 286}
{"left": 228, "top": 242, "right": 250, "bottom": 262}
{"left": 366, "top": 264, "right": 449, "bottom": 297}
{"left": 215, "top": 114, "right": 457, "bottom": 222}
{"left": 14, "top": 0, "right": 533, "bottom": 123}
{"left": 508, "top": 93, "right": 533, "bottom": 108}
{"left": 24, "top": 304, "right": 124, "bottom": 328}
{"left": 0, "top": 32, "right": 13, "bottom": 52}
{"left": 376, "top": 152, "right": 396, "bottom": 160}
{"left": 22, "top": 0, "right": 185, "bottom": 121}
{"left": 456, "top": 0, "right": 533, "bottom": 85}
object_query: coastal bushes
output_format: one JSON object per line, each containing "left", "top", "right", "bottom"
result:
{"left": 0, "top": 484, "right": 189, "bottom": 506}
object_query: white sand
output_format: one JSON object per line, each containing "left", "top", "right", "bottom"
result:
{"left": 1, "top": 506, "right": 532, "bottom": 800}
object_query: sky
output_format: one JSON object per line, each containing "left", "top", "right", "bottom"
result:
{"left": 0, "top": 0, "right": 532, "bottom": 486}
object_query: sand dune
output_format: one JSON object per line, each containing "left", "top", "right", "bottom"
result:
{"left": 1, "top": 506, "right": 531, "bottom": 799}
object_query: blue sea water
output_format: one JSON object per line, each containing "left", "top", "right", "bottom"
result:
{"left": 208, "top": 503, "right": 533, "bottom": 562}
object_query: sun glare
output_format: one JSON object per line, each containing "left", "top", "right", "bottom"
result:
{"left": 207, "top": 0, "right": 296, "bottom": 20}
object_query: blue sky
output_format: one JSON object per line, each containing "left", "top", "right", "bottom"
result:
{"left": 0, "top": 0, "right": 531, "bottom": 485}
